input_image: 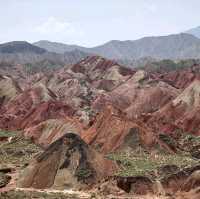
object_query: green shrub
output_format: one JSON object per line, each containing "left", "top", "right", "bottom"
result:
{"left": 75, "top": 168, "right": 93, "bottom": 179}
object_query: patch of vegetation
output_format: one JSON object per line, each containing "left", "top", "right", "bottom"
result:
{"left": 159, "top": 133, "right": 177, "bottom": 150}
{"left": 75, "top": 168, "right": 93, "bottom": 179}
{"left": 0, "top": 130, "right": 17, "bottom": 138}
{"left": 178, "top": 133, "right": 200, "bottom": 159}
{"left": 106, "top": 149, "right": 199, "bottom": 178}
{"left": 24, "top": 60, "right": 62, "bottom": 75}
{"left": 139, "top": 59, "right": 200, "bottom": 73}
{"left": 0, "top": 134, "right": 42, "bottom": 166}
{"left": 181, "top": 134, "right": 200, "bottom": 145}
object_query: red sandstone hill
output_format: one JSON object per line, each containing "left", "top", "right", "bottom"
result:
{"left": 44, "top": 56, "right": 135, "bottom": 111}
{"left": 0, "top": 84, "right": 74, "bottom": 130}
{"left": 21, "top": 56, "right": 137, "bottom": 126}
{"left": 0, "top": 75, "right": 22, "bottom": 106}
{"left": 148, "top": 80, "right": 200, "bottom": 135}
{"left": 81, "top": 104, "right": 184, "bottom": 154}
{"left": 82, "top": 105, "right": 156, "bottom": 154}
{"left": 93, "top": 70, "right": 179, "bottom": 121}
{"left": 2, "top": 56, "right": 200, "bottom": 197}
{"left": 151, "top": 64, "right": 200, "bottom": 89}
{"left": 2, "top": 56, "right": 200, "bottom": 142}
{"left": 24, "top": 117, "right": 83, "bottom": 148}
{"left": 71, "top": 56, "right": 135, "bottom": 91}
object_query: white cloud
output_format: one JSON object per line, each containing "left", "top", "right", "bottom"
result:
{"left": 34, "top": 17, "right": 81, "bottom": 36}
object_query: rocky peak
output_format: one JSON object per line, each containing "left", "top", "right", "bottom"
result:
{"left": 18, "top": 133, "right": 118, "bottom": 189}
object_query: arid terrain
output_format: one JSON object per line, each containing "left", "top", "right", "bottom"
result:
{"left": 0, "top": 42, "right": 200, "bottom": 199}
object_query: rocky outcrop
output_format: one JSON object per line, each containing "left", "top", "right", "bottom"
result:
{"left": 93, "top": 70, "right": 179, "bottom": 121}
{"left": 0, "top": 75, "right": 22, "bottom": 106}
{"left": 182, "top": 170, "right": 200, "bottom": 192}
{"left": 24, "top": 56, "right": 136, "bottom": 125}
{"left": 18, "top": 133, "right": 118, "bottom": 189}
{"left": 0, "top": 173, "right": 11, "bottom": 188}
{"left": 156, "top": 65, "right": 200, "bottom": 89}
{"left": 0, "top": 100, "right": 74, "bottom": 130}
{"left": 116, "top": 176, "right": 154, "bottom": 195}
{"left": 0, "top": 84, "right": 74, "bottom": 130}
{"left": 148, "top": 80, "right": 200, "bottom": 135}
{"left": 71, "top": 56, "right": 135, "bottom": 91}
{"left": 82, "top": 105, "right": 156, "bottom": 154}
{"left": 109, "top": 166, "right": 200, "bottom": 196}
{"left": 24, "top": 118, "right": 82, "bottom": 147}
{"left": 161, "top": 165, "right": 200, "bottom": 193}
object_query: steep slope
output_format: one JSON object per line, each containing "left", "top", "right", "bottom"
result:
{"left": 29, "top": 56, "right": 135, "bottom": 124}
{"left": 0, "top": 75, "right": 22, "bottom": 105}
{"left": 40, "top": 56, "right": 135, "bottom": 126}
{"left": 0, "top": 64, "right": 30, "bottom": 89}
{"left": 71, "top": 56, "right": 135, "bottom": 91}
{"left": 148, "top": 80, "right": 200, "bottom": 135}
{"left": 0, "top": 84, "right": 74, "bottom": 130}
{"left": 93, "top": 70, "right": 179, "bottom": 120}
{"left": 154, "top": 64, "right": 200, "bottom": 89}
{"left": 24, "top": 118, "right": 82, "bottom": 147}
{"left": 19, "top": 100, "right": 75, "bottom": 129}
{"left": 18, "top": 133, "right": 118, "bottom": 189}
{"left": 82, "top": 105, "right": 156, "bottom": 154}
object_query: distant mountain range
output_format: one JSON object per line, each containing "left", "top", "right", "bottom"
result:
{"left": 0, "top": 41, "right": 90, "bottom": 65}
{"left": 1, "top": 32, "right": 200, "bottom": 67}
{"left": 0, "top": 41, "right": 46, "bottom": 54}
{"left": 33, "top": 40, "right": 85, "bottom": 54}
{"left": 34, "top": 33, "right": 200, "bottom": 60}
{"left": 185, "top": 26, "right": 200, "bottom": 39}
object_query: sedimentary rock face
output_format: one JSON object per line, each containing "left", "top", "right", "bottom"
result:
{"left": 18, "top": 133, "right": 118, "bottom": 189}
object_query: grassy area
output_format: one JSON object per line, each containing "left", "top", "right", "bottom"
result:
{"left": 180, "top": 134, "right": 200, "bottom": 147}
{"left": 106, "top": 132, "right": 200, "bottom": 178}
{"left": 0, "top": 130, "right": 17, "bottom": 138}
{"left": 106, "top": 149, "right": 199, "bottom": 178}
{"left": 0, "top": 135, "right": 42, "bottom": 166}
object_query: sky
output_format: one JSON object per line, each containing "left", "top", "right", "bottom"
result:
{"left": 0, "top": 0, "right": 200, "bottom": 47}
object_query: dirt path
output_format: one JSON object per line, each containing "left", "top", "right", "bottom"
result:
{"left": 15, "top": 187, "right": 92, "bottom": 198}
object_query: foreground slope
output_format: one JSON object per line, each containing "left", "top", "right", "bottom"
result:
{"left": 18, "top": 133, "right": 118, "bottom": 189}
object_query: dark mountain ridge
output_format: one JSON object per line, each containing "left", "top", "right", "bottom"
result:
{"left": 33, "top": 40, "right": 85, "bottom": 54}
{"left": 0, "top": 41, "right": 46, "bottom": 54}
{"left": 0, "top": 41, "right": 90, "bottom": 65}
{"left": 2, "top": 33, "right": 200, "bottom": 67}
{"left": 34, "top": 33, "right": 200, "bottom": 60}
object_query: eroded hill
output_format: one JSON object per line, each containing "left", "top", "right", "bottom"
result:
{"left": 1, "top": 56, "right": 200, "bottom": 198}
